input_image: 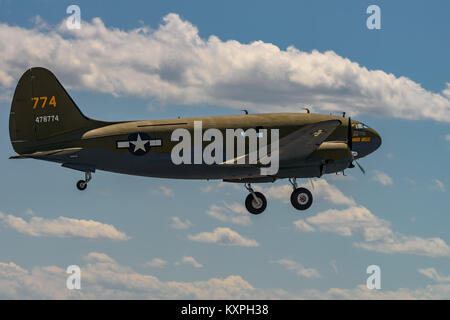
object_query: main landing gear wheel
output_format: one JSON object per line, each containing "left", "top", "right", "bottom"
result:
{"left": 76, "top": 171, "right": 92, "bottom": 191}
{"left": 245, "top": 192, "right": 267, "bottom": 215}
{"left": 288, "top": 178, "right": 313, "bottom": 211}
{"left": 244, "top": 183, "right": 267, "bottom": 215}
{"left": 290, "top": 187, "right": 313, "bottom": 211}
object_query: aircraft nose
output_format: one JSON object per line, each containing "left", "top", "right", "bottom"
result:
{"left": 353, "top": 127, "right": 382, "bottom": 159}
{"left": 368, "top": 128, "right": 382, "bottom": 153}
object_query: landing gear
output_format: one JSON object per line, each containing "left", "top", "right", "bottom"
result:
{"left": 241, "top": 179, "right": 313, "bottom": 214}
{"left": 289, "top": 178, "right": 313, "bottom": 211}
{"left": 76, "top": 171, "right": 92, "bottom": 191}
{"left": 244, "top": 183, "right": 267, "bottom": 215}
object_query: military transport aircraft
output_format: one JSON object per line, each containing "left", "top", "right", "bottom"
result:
{"left": 9, "top": 68, "right": 381, "bottom": 214}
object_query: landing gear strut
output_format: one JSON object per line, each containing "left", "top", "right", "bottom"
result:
{"left": 289, "top": 178, "right": 313, "bottom": 211}
{"left": 244, "top": 183, "right": 267, "bottom": 215}
{"left": 76, "top": 171, "right": 92, "bottom": 191}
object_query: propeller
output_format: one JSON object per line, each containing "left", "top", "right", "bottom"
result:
{"left": 355, "top": 160, "right": 366, "bottom": 174}
{"left": 347, "top": 117, "right": 365, "bottom": 174}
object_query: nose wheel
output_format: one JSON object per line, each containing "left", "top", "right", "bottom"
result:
{"left": 289, "top": 178, "right": 313, "bottom": 211}
{"left": 244, "top": 183, "right": 267, "bottom": 215}
{"left": 76, "top": 171, "right": 92, "bottom": 191}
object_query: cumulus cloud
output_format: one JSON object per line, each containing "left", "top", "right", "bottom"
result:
{"left": 256, "top": 179, "right": 355, "bottom": 206}
{"left": 153, "top": 186, "right": 174, "bottom": 197}
{"left": 431, "top": 179, "right": 445, "bottom": 192}
{"left": 84, "top": 252, "right": 116, "bottom": 263}
{"left": 294, "top": 206, "right": 450, "bottom": 257}
{"left": 0, "top": 212, "right": 129, "bottom": 240}
{"left": 274, "top": 259, "right": 320, "bottom": 279}
{"left": 0, "top": 14, "right": 449, "bottom": 122}
{"left": 2, "top": 253, "right": 450, "bottom": 299}
{"left": 188, "top": 227, "right": 259, "bottom": 247}
{"left": 0, "top": 253, "right": 256, "bottom": 299}
{"left": 293, "top": 220, "right": 316, "bottom": 232}
{"left": 418, "top": 268, "right": 450, "bottom": 283}
{"left": 170, "top": 216, "right": 192, "bottom": 230}
{"left": 371, "top": 170, "right": 394, "bottom": 186}
{"left": 205, "top": 202, "right": 251, "bottom": 225}
{"left": 181, "top": 256, "right": 203, "bottom": 268}
{"left": 145, "top": 258, "right": 168, "bottom": 269}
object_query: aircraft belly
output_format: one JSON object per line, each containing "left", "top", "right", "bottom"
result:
{"left": 42, "top": 147, "right": 351, "bottom": 181}
{"left": 71, "top": 148, "right": 261, "bottom": 180}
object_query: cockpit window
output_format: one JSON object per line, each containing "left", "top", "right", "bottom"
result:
{"left": 354, "top": 123, "right": 369, "bottom": 129}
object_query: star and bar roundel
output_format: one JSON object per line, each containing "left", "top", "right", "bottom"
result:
{"left": 116, "top": 132, "right": 162, "bottom": 156}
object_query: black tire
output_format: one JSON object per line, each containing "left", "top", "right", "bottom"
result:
{"left": 290, "top": 187, "right": 313, "bottom": 210}
{"left": 245, "top": 192, "right": 267, "bottom": 215}
{"left": 76, "top": 180, "right": 87, "bottom": 191}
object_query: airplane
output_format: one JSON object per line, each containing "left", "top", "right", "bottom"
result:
{"left": 9, "top": 67, "right": 381, "bottom": 214}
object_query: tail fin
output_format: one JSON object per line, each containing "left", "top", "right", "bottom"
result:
{"left": 9, "top": 67, "right": 97, "bottom": 155}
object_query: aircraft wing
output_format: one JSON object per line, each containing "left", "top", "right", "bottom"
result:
{"left": 276, "top": 119, "right": 342, "bottom": 163}
{"left": 220, "top": 120, "right": 341, "bottom": 166}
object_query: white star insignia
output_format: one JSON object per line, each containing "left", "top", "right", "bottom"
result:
{"left": 129, "top": 134, "right": 149, "bottom": 152}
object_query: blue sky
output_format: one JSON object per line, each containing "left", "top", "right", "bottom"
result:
{"left": 0, "top": 0, "right": 449, "bottom": 298}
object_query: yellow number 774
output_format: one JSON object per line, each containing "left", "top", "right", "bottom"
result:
{"left": 31, "top": 96, "right": 56, "bottom": 109}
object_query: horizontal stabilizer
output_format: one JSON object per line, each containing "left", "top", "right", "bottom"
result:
{"left": 9, "top": 147, "right": 83, "bottom": 159}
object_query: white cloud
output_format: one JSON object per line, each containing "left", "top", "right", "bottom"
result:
{"left": 0, "top": 14, "right": 449, "bottom": 122}
{"left": 84, "top": 252, "right": 116, "bottom": 263}
{"left": 274, "top": 259, "right": 320, "bottom": 279}
{"left": 431, "top": 179, "right": 445, "bottom": 192}
{"left": 294, "top": 206, "right": 450, "bottom": 257}
{"left": 145, "top": 258, "right": 168, "bottom": 269}
{"left": 0, "top": 212, "right": 129, "bottom": 240}
{"left": 188, "top": 227, "right": 259, "bottom": 247}
{"left": 153, "top": 186, "right": 174, "bottom": 197}
{"left": 170, "top": 216, "right": 192, "bottom": 230}
{"left": 418, "top": 268, "right": 450, "bottom": 283}
{"left": 371, "top": 170, "right": 394, "bottom": 186}
{"left": 443, "top": 83, "right": 450, "bottom": 99}
{"left": 445, "top": 134, "right": 450, "bottom": 142}
{"left": 205, "top": 202, "right": 251, "bottom": 225}
{"left": 355, "top": 235, "right": 450, "bottom": 257}
{"left": 2, "top": 253, "right": 450, "bottom": 299}
{"left": 0, "top": 253, "right": 256, "bottom": 299}
{"left": 305, "top": 284, "right": 450, "bottom": 300}
{"left": 181, "top": 256, "right": 203, "bottom": 268}
{"left": 257, "top": 179, "right": 355, "bottom": 206}
{"left": 293, "top": 220, "right": 315, "bottom": 232}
